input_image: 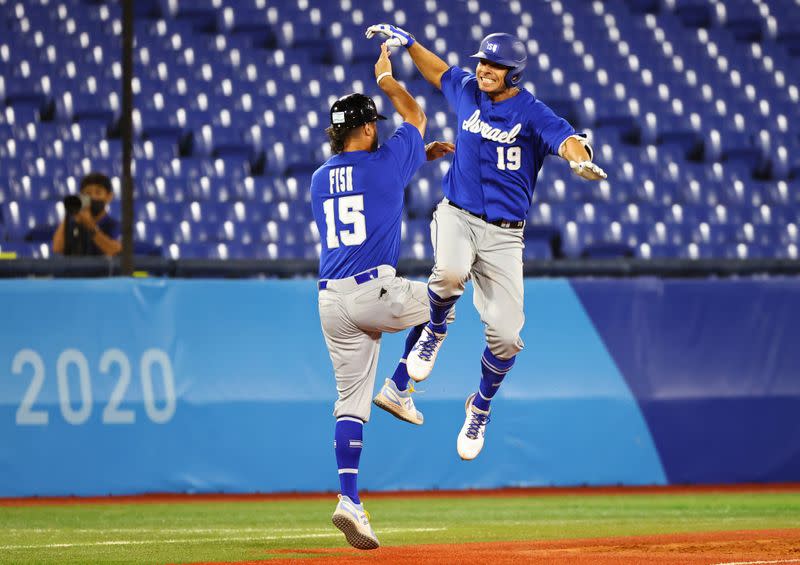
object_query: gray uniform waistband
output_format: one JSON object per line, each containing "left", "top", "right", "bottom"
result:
{"left": 443, "top": 198, "right": 525, "bottom": 229}
{"left": 318, "top": 265, "right": 396, "bottom": 292}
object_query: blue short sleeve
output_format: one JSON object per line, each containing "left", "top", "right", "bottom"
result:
{"left": 440, "top": 66, "right": 477, "bottom": 111}
{"left": 379, "top": 122, "right": 426, "bottom": 187}
{"left": 531, "top": 99, "right": 576, "bottom": 156}
{"left": 100, "top": 216, "right": 120, "bottom": 240}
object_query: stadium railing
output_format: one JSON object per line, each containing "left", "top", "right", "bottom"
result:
{"left": 1, "top": 257, "right": 800, "bottom": 278}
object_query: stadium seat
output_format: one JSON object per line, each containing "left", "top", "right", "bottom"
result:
{"left": 0, "top": 0, "right": 797, "bottom": 261}
{"left": 1, "top": 201, "right": 60, "bottom": 241}
{"left": 0, "top": 241, "right": 51, "bottom": 258}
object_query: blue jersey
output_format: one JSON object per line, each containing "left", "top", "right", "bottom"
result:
{"left": 441, "top": 66, "right": 575, "bottom": 222}
{"left": 311, "top": 123, "right": 426, "bottom": 280}
{"left": 64, "top": 214, "right": 119, "bottom": 256}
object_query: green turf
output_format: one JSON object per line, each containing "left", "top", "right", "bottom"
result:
{"left": 0, "top": 492, "right": 798, "bottom": 564}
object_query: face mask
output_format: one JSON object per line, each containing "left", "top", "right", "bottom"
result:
{"left": 90, "top": 199, "right": 106, "bottom": 217}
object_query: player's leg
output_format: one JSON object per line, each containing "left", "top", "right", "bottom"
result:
{"left": 330, "top": 343, "right": 382, "bottom": 549}
{"left": 391, "top": 322, "right": 426, "bottom": 391}
{"left": 457, "top": 226, "right": 525, "bottom": 460}
{"left": 371, "top": 322, "right": 426, "bottom": 424}
{"left": 331, "top": 411, "right": 380, "bottom": 550}
{"left": 407, "top": 201, "right": 476, "bottom": 381}
{"left": 328, "top": 329, "right": 380, "bottom": 508}
{"left": 374, "top": 277, "right": 457, "bottom": 422}
{"left": 334, "top": 416, "right": 364, "bottom": 503}
{"left": 361, "top": 276, "right": 456, "bottom": 380}
{"left": 426, "top": 202, "right": 474, "bottom": 332}
{"left": 318, "top": 292, "right": 381, "bottom": 549}
{"left": 350, "top": 276, "right": 442, "bottom": 424}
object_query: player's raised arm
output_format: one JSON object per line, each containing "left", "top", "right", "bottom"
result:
{"left": 366, "top": 24, "right": 449, "bottom": 90}
{"left": 374, "top": 42, "right": 427, "bottom": 138}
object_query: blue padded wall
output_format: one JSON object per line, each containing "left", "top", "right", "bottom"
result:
{"left": 1, "top": 277, "right": 798, "bottom": 497}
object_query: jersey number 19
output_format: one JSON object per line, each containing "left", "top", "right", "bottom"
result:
{"left": 323, "top": 194, "right": 366, "bottom": 249}
{"left": 496, "top": 146, "right": 521, "bottom": 171}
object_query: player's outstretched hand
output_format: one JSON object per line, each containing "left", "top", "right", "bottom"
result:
{"left": 375, "top": 42, "right": 392, "bottom": 81}
{"left": 365, "top": 23, "right": 415, "bottom": 47}
{"left": 569, "top": 160, "right": 608, "bottom": 181}
{"left": 425, "top": 141, "right": 455, "bottom": 161}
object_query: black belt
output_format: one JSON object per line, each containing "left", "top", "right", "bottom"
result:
{"left": 318, "top": 267, "right": 379, "bottom": 291}
{"left": 447, "top": 201, "right": 525, "bottom": 229}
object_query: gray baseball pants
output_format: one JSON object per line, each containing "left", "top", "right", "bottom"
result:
{"left": 318, "top": 265, "right": 454, "bottom": 422}
{"left": 428, "top": 199, "right": 525, "bottom": 360}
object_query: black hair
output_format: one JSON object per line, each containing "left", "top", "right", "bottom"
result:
{"left": 325, "top": 125, "right": 356, "bottom": 155}
{"left": 80, "top": 172, "right": 112, "bottom": 194}
{"left": 325, "top": 120, "right": 380, "bottom": 155}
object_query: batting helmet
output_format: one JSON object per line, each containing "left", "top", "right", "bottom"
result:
{"left": 329, "top": 93, "right": 387, "bottom": 130}
{"left": 470, "top": 33, "right": 528, "bottom": 88}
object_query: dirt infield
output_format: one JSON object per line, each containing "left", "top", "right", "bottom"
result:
{"left": 221, "top": 529, "right": 800, "bottom": 565}
{"left": 3, "top": 483, "right": 800, "bottom": 507}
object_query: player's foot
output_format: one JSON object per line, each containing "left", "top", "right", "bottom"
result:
{"left": 373, "top": 378, "right": 424, "bottom": 425}
{"left": 457, "top": 393, "right": 491, "bottom": 460}
{"left": 407, "top": 325, "right": 446, "bottom": 382}
{"left": 331, "top": 494, "right": 380, "bottom": 550}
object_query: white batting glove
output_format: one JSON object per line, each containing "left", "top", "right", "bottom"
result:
{"left": 570, "top": 160, "right": 608, "bottom": 180}
{"left": 365, "top": 23, "right": 416, "bottom": 47}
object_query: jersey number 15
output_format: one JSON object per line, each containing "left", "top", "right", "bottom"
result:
{"left": 323, "top": 194, "right": 366, "bottom": 248}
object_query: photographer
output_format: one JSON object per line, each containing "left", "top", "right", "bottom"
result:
{"left": 52, "top": 172, "right": 122, "bottom": 257}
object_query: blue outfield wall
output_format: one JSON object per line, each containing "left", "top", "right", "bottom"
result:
{"left": 0, "top": 277, "right": 798, "bottom": 497}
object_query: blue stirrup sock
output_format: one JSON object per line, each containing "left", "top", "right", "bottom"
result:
{"left": 428, "top": 287, "right": 458, "bottom": 334}
{"left": 334, "top": 417, "right": 363, "bottom": 504}
{"left": 473, "top": 348, "right": 515, "bottom": 412}
{"left": 391, "top": 323, "right": 426, "bottom": 391}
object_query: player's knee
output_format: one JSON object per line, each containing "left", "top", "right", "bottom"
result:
{"left": 431, "top": 264, "right": 470, "bottom": 293}
{"left": 486, "top": 326, "right": 524, "bottom": 359}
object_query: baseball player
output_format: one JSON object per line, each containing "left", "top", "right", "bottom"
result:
{"left": 311, "top": 43, "right": 455, "bottom": 550}
{"left": 366, "top": 25, "right": 607, "bottom": 460}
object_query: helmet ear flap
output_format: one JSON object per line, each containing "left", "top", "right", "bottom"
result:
{"left": 505, "top": 72, "right": 521, "bottom": 89}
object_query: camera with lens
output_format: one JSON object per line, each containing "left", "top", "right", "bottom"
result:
{"left": 63, "top": 194, "right": 91, "bottom": 216}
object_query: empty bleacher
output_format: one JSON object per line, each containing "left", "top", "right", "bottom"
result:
{"left": 0, "top": 0, "right": 798, "bottom": 261}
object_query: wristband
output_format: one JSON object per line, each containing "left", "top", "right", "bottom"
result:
{"left": 376, "top": 72, "right": 392, "bottom": 85}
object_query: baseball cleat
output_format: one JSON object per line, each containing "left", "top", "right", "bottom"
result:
{"left": 457, "top": 393, "right": 491, "bottom": 460}
{"left": 331, "top": 494, "right": 380, "bottom": 550}
{"left": 373, "top": 378, "right": 424, "bottom": 425}
{"left": 407, "top": 325, "right": 447, "bottom": 382}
